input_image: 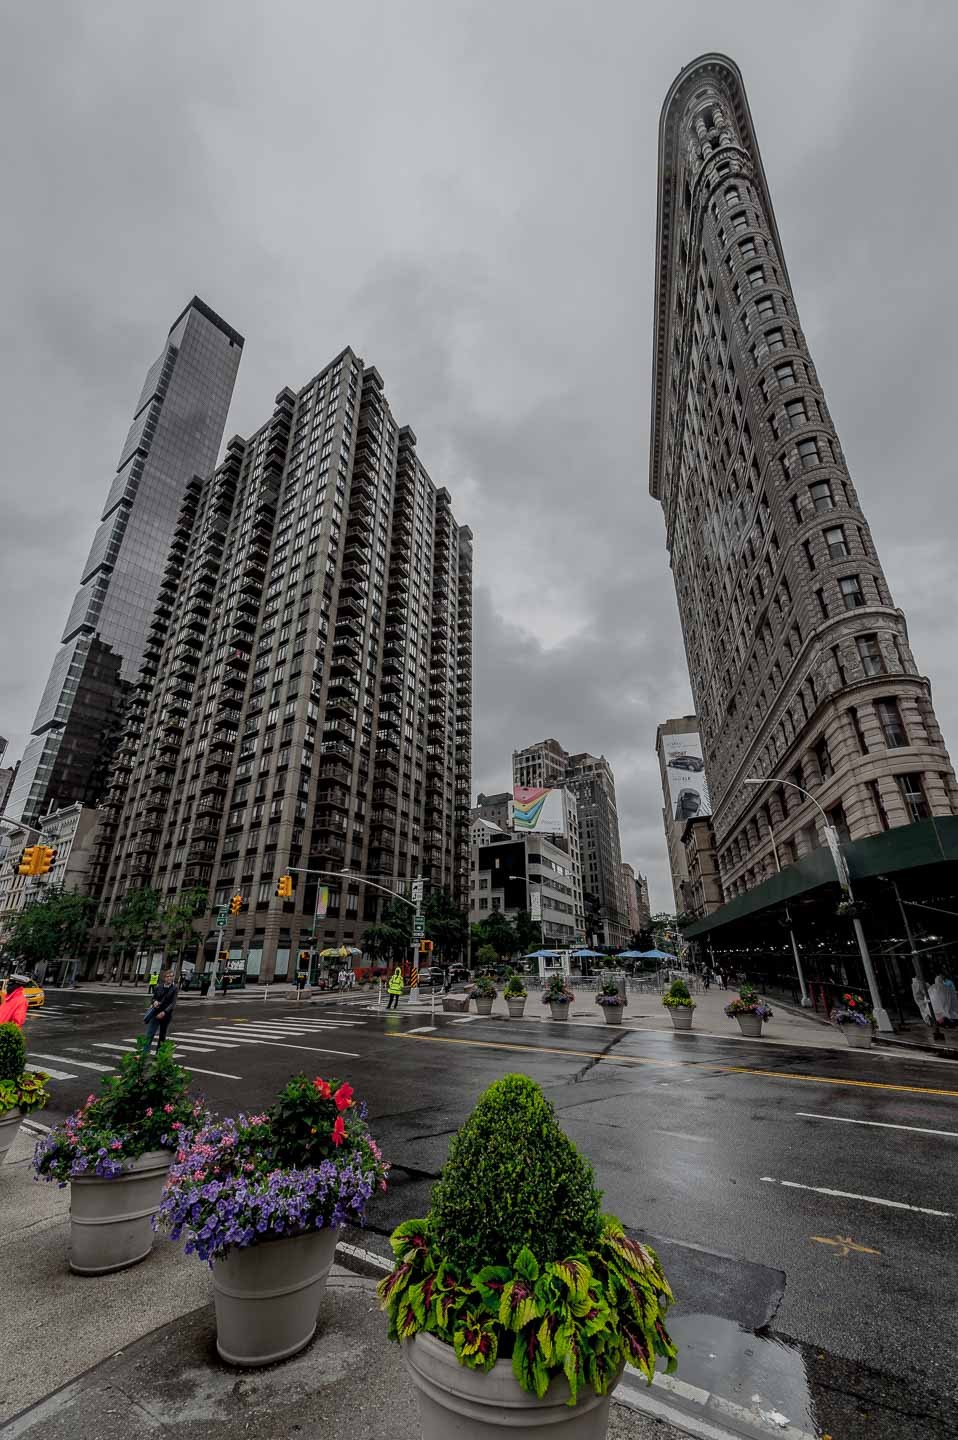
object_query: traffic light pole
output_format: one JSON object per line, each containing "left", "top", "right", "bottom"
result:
{"left": 287, "top": 866, "right": 426, "bottom": 1001}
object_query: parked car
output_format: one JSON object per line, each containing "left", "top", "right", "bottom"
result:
{"left": 418, "top": 966, "right": 446, "bottom": 986}
{"left": 446, "top": 965, "right": 471, "bottom": 985}
{"left": 668, "top": 753, "right": 704, "bottom": 772}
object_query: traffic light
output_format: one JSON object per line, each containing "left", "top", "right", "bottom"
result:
{"left": 17, "top": 846, "right": 57, "bottom": 877}
{"left": 298, "top": 949, "right": 311, "bottom": 963}
{"left": 419, "top": 938, "right": 434, "bottom": 955}
{"left": 276, "top": 874, "right": 293, "bottom": 899}
{"left": 218, "top": 950, "right": 229, "bottom": 963}
{"left": 230, "top": 893, "right": 243, "bottom": 915}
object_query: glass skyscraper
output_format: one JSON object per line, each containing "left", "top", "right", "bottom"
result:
{"left": 7, "top": 298, "right": 242, "bottom": 827}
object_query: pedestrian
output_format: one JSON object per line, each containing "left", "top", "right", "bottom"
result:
{"left": 386, "top": 965, "right": 404, "bottom": 1010}
{"left": 221, "top": 970, "right": 229, "bottom": 998}
{"left": 702, "top": 969, "right": 711, "bottom": 991}
{"left": 144, "top": 968, "right": 178, "bottom": 1052}
{"left": 148, "top": 968, "right": 159, "bottom": 997}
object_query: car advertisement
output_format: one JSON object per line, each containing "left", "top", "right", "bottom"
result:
{"left": 663, "top": 732, "right": 711, "bottom": 822}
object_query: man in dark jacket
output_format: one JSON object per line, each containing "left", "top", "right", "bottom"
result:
{"left": 144, "top": 968, "right": 178, "bottom": 1051}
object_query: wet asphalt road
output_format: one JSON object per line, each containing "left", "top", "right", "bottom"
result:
{"left": 23, "top": 988, "right": 958, "bottom": 1435}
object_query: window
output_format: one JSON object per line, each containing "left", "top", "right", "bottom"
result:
{"left": 827, "top": 802, "right": 851, "bottom": 844}
{"left": 747, "top": 264, "right": 764, "bottom": 288}
{"left": 740, "top": 238, "right": 757, "bottom": 259}
{"left": 725, "top": 186, "right": 740, "bottom": 206}
{"left": 775, "top": 361, "right": 796, "bottom": 387}
{"left": 814, "top": 735, "right": 834, "bottom": 779}
{"left": 824, "top": 525, "right": 849, "bottom": 559}
{"left": 756, "top": 294, "right": 775, "bottom": 319}
{"left": 868, "top": 779, "right": 890, "bottom": 830}
{"left": 809, "top": 479, "right": 833, "bottom": 511}
{"left": 851, "top": 706, "right": 870, "bottom": 755}
{"left": 853, "top": 633, "right": 884, "bottom": 677}
{"left": 838, "top": 575, "right": 864, "bottom": 610}
{"left": 815, "top": 586, "right": 828, "bottom": 618}
{"left": 897, "top": 773, "right": 931, "bottom": 823}
{"left": 803, "top": 539, "right": 816, "bottom": 571}
{"left": 790, "top": 494, "right": 803, "bottom": 525}
{"left": 797, "top": 437, "right": 820, "bottom": 471}
{"left": 785, "top": 398, "right": 807, "bottom": 429}
{"left": 767, "top": 327, "right": 786, "bottom": 352}
{"left": 731, "top": 210, "right": 748, "bottom": 232}
{"left": 876, "top": 697, "right": 908, "bottom": 748}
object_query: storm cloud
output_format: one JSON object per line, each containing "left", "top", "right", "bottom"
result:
{"left": 2, "top": 0, "right": 957, "bottom": 909}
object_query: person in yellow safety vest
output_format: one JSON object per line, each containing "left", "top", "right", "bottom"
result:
{"left": 386, "top": 965, "right": 405, "bottom": 1010}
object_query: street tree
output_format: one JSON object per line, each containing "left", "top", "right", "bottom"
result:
{"left": 424, "top": 888, "right": 468, "bottom": 963}
{"left": 471, "top": 911, "right": 516, "bottom": 959}
{"left": 4, "top": 887, "right": 96, "bottom": 974}
{"left": 160, "top": 888, "right": 208, "bottom": 974}
{"left": 107, "top": 888, "right": 161, "bottom": 981}
{"left": 512, "top": 909, "right": 541, "bottom": 955}
{"left": 475, "top": 944, "right": 498, "bottom": 973}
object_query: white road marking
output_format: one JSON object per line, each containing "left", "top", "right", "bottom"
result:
{"left": 29, "top": 1053, "right": 113, "bottom": 1073}
{"left": 407, "top": 1025, "right": 437, "bottom": 1033}
{"left": 180, "top": 1066, "right": 242, "bottom": 1080}
{"left": 654, "top": 1130, "right": 713, "bottom": 1143}
{"left": 164, "top": 1043, "right": 216, "bottom": 1054}
{"left": 92, "top": 1043, "right": 137, "bottom": 1052}
{"left": 30, "top": 1065, "right": 75, "bottom": 1080}
{"left": 760, "top": 1176, "right": 954, "bottom": 1218}
{"left": 796, "top": 1111, "right": 958, "bottom": 1140}
{"left": 173, "top": 1032, "right": 359, "bottom": 1057}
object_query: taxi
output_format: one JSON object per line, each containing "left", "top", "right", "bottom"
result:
{"left": 1, "top": 974, "right": 45, "bottom": 1008}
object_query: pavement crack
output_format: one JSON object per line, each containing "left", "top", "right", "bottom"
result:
{"left": 569, "top": 1029, "right": 631, "bottom": 1083}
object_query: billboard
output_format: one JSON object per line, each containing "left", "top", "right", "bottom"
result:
{"left": 512, "top": 786, "right": 567, "bottom": 835}
{"left": 662, "top": 732, "right": 711, "bottom": 823}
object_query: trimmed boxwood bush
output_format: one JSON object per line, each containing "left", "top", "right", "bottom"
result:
{"left": 0, "top": 1022, "right": 26, "bottom": 1082}
{"left": 662, "top": 978, "right": 695, "bottom": 1010}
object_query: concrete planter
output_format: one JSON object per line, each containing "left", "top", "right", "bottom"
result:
{"left": 473, "top": 996, "right": 495, "bottom": 1016}
{"left": 0, "top": 1108, "right": 22, "bottom": 1166}
{"left": 548, "top": 1002, "right": 571, "bottom": 1022}
{"left": 506, "top": 997, "right": 527, "bottom": 1018}
{"left": 405, "top": 1331, "right": 621, "bottom": 1439}
{"left": 668, "top": 1007, "right": 693, "bottom": 1031}
{"left": 212, "top": 1225, "right": 339, "bottom": 1367}
{"left": 600, "top": 1005, "right": 624, "bottom": 1026}
{"left": 442, "top": 995, "right": 470, "bottom": 1014}
{"left": 69, "top": 1149, "right": 172, "bottom": 1275}
{"left": 734, "top": 1012, "right": 764, "bottom": 1038}
{"left": 843, "top": 1024, "right": 872, "bottom": 1049}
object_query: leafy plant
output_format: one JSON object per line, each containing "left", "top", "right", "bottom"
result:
{"left": 378, "top": 1075, "right": 675, "bottom": 1402}
{"left": 596, "top": 976, "right": 624, "bottom": 1008}
{"left": 503, "top": 973, "right": 527, "bottom": 1000}
{"left": 0, "top": 1022, "right": 26, "bottom": 1082}
{"left": 156, "top": 1073, "right": 388, "bottom": 1263}
{"left": 33, "top": 1040, "right": 204, "bottom": 1184}
{"left": 662, "top": 978, "right": 695, "bottom": 1011}
{"left": 0, "top": 1021, "right": 49, "bottom": 1117}
{"left": 725, "top": 984, "right": 773, "bottom": 1021}
{"left": 830, "top": 991, "right": 874, "bottom": 1027}
{"left": 470, "top": 973, "right": 497, "bottom": 999}
{"left": 542, "top": 974, "right": 574, "bottom": 1005}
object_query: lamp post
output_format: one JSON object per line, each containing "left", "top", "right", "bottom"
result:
{"left": 880, "top": 876, "right": 943, "bottom": 1042}
{"left": 744, "top": 776, "right": 893, "bottom": 1033}
{"left": 765, "top": 825, "right": 811, "bottom": 1007}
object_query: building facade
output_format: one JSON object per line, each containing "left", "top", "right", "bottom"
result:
{"left": 93, "top": 349, "right": 472, "bottom": 982}
{"left": 635, "top": 871, "right": 651, "bottom": 932}
{"left": 472, "top": 790, "right": 513, "bottom": 831}
{"left": 651, "top": 54, "right": 957, "bottom": 900}
{"left": 0, "top": 803, "right": 101, "bottom": 946}
{"left": 621, "top": 861, "right": 642, "bottom": 934}
{"left": 470, "top": 825, "right": 583, "bottom": 950}
{"left": 7, "top": 299, "right": 243, "bottom": 828}
{"left": 511, "top": 740, "right": 628, "bottom": 947}
{"left": 680, "top": 815, "right": 724, "bottom": 920}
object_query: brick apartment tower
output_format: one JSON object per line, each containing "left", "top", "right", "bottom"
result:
{"left": 650, "top": 54, "right": 957, "bottom": 900}
{"left": 94, "top": 350, "right": 472, "bottom": 982}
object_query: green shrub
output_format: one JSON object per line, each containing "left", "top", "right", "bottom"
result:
{"left": 0, "top": 1022, "right": 26, "bottom": 1082}
{"left": 429, "top": 1074, "right": 602, "bottom": 1274}
{"left": 662, "top": 978, "right": 694, "bottom": 1010}
{"left": 470, "top": 974, "right": 497, "bottom": 999}
{"left": 504, "top": 973, "right": 527, "bottom": 999}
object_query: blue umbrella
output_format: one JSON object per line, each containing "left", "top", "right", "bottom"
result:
{"left": 524, "top": 949, "right": 562, "bottom": 959}
{"left": 571, "top": 948, "right": 606, "bottom": 958}
{"left": 615, "top": 950, "right": 648, "bottom": 959}
{"left": 638, "top": 948, "right": 677, "bottom": 960}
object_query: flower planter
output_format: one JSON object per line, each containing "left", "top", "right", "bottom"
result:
{"left": 405, "top": 1331, "right": 621, "bottom": 1439}
{"left": 843, "top": 1024, "right": 872, "bottom": 1050}
{"left": 0, "top": 1108, "right": 22, "bottom": 1166}
{"left": 549, "top": 1002, "right": 571, "bottom": 1022}
{"left": 69, "top": 1149, "right": 172, "bottom": 1275}
{"left": 473, "top": 996, "right": 495, "bottom": 1017}
{"left": 601, "top": 1004, "right": 623, "bottom": 1026}
{"left": 668, "top": 1007, "right": 693, "bottom": 1031}
{"left": 506, "top": 997, "right": 527, "bottom": 1018}
{"left": 212, "top": 1225, "right": 339, "bottom": 1367}
{"left": 734, "top": 1013, "right": 764, "bottom": 1038}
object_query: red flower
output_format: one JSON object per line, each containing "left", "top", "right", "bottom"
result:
{"left": 331, "top": 1115, "right": 347, "bottom": 1147}
{"left": 333, "top": 1082, "right": 354, "bottom": 1112}
{"left": 313, "top": 1077, "right": 331, "bottom": 1099}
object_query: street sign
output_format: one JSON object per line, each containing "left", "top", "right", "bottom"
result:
{"left": 411, "top": 880, "right": 424, "bottom": 906}
{"left": 413, "top": 915, "right": 425, "bottom": 939}
{"left": 215, "top": 912, "right": 228, "bottom": 928}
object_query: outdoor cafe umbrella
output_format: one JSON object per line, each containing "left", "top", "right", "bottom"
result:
{"left": 570, "top": 948, "right": 605, "bottom": 959}
{"left": 319, "top": 945, "right": 360, "bottom": 959}
{"left": 615, "top": 950, "right": 649, "bottom": 959}
{"left": 524, "top": 949, "right": 562, "bottom": 959}
{"left": 635, "top": 948, "right": 677, "bottom": 960}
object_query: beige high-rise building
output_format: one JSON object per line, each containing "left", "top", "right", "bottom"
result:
{"left": 651, "top": 55, "right": 957, "bottom": 908}
{"left": 621, "top": 860, "right": 642, "bottom": 934}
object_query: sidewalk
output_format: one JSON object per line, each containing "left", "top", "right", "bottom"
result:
{"left": 0, "top": 1125, "right": 679, "bottom": 1440}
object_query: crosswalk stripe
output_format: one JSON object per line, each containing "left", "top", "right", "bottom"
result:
{"left": 29, "top": 1052, "right": 113, "bottom": 1073}
{"left": 166, "top": 1043, "right": 217, "bottom": 1054}
{"left": 93, "top": 1043, "right": 136, "bottom": 1052}
{"left": 30, "top": 1064, "right": 76, "bottom": 1080}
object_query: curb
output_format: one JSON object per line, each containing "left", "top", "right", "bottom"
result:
{"left": 772, "top": 996, "right": 958, "bottom": 1062}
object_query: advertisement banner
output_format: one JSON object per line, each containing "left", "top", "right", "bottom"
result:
{"left": 662, "top": 733, "right": 711, "bottom": 823}
{"left": 512, "top": 786, "right": 567, "bottom": 835}
{"left": 530, "top": 888, "right": 542, "bottom": 921}
{"left": 315, "top": 886, "right": 330, "bottom": 919}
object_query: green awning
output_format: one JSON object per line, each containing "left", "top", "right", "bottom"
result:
{"left": 684, "top": 816, "right": 958, "bottom": 939}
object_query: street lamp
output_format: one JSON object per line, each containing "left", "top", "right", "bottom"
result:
{"left": 765, "top": 824, "right": 811, "bottom": 1008}
{"left": 744, "top": 776, "right": 893, "bottom": 1033}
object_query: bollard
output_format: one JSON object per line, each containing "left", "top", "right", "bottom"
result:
{"left": 264, "top": 984, "right": 270, "bottom": 1002}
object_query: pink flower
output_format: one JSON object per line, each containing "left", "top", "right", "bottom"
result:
{"left": 145, "top": 1107, "right": 153, "bottom": 1117}
{"left": 313, "top": 1077, "right": 331, "bottom": 1099}
{"left": 333, "top": 1083, "right": 354, "bottom": 1112}
{"left": 163, "top": 1104, "right": 174, "bottom": 1114}
{"left": 331, "top": 1115, "right": 347, "bottom": 1147}
{"left": 111, "top": 1140, "right": 122, "bottom": 1150}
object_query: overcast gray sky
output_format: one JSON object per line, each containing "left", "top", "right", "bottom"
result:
{"left": 3, "top": 0, "right": 957, "bottom": 911}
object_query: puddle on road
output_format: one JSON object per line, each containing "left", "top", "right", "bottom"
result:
{"left": 633, "top": 1312, "right": 820, "bottom": 1438}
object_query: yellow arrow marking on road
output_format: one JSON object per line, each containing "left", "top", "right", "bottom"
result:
{"left": 389, "top": 1035, "right": 958, "bottom": 1099}
{"left": 811, "top": 1235, "right": 881, "bottom": 1259}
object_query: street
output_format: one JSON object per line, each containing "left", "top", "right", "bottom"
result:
{"left": 21, "top": 986, "right": 958, "bottom": 1437}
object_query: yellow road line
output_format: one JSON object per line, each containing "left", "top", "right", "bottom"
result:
{"left": 391, "top": 1033, "right": 958, "bottom": 1099}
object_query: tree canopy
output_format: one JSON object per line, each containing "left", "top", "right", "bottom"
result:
{"left": 5, "top": 887, "right": 97, "bottom": 970}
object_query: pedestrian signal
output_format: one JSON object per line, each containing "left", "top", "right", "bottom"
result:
{"left": 298, "top": 949, "right": 311, "bottom": 962}
{"left": 418, "top": 938, "right": 434, "bottom": 954}
{"left": 276, "top": 874, "right": 293, "bottom": 898}
{"left": 218, "top": 950, "right": 229, "bottom": 962}
{"left": 230, "top": 893, "right": 243, "bottom": 915}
